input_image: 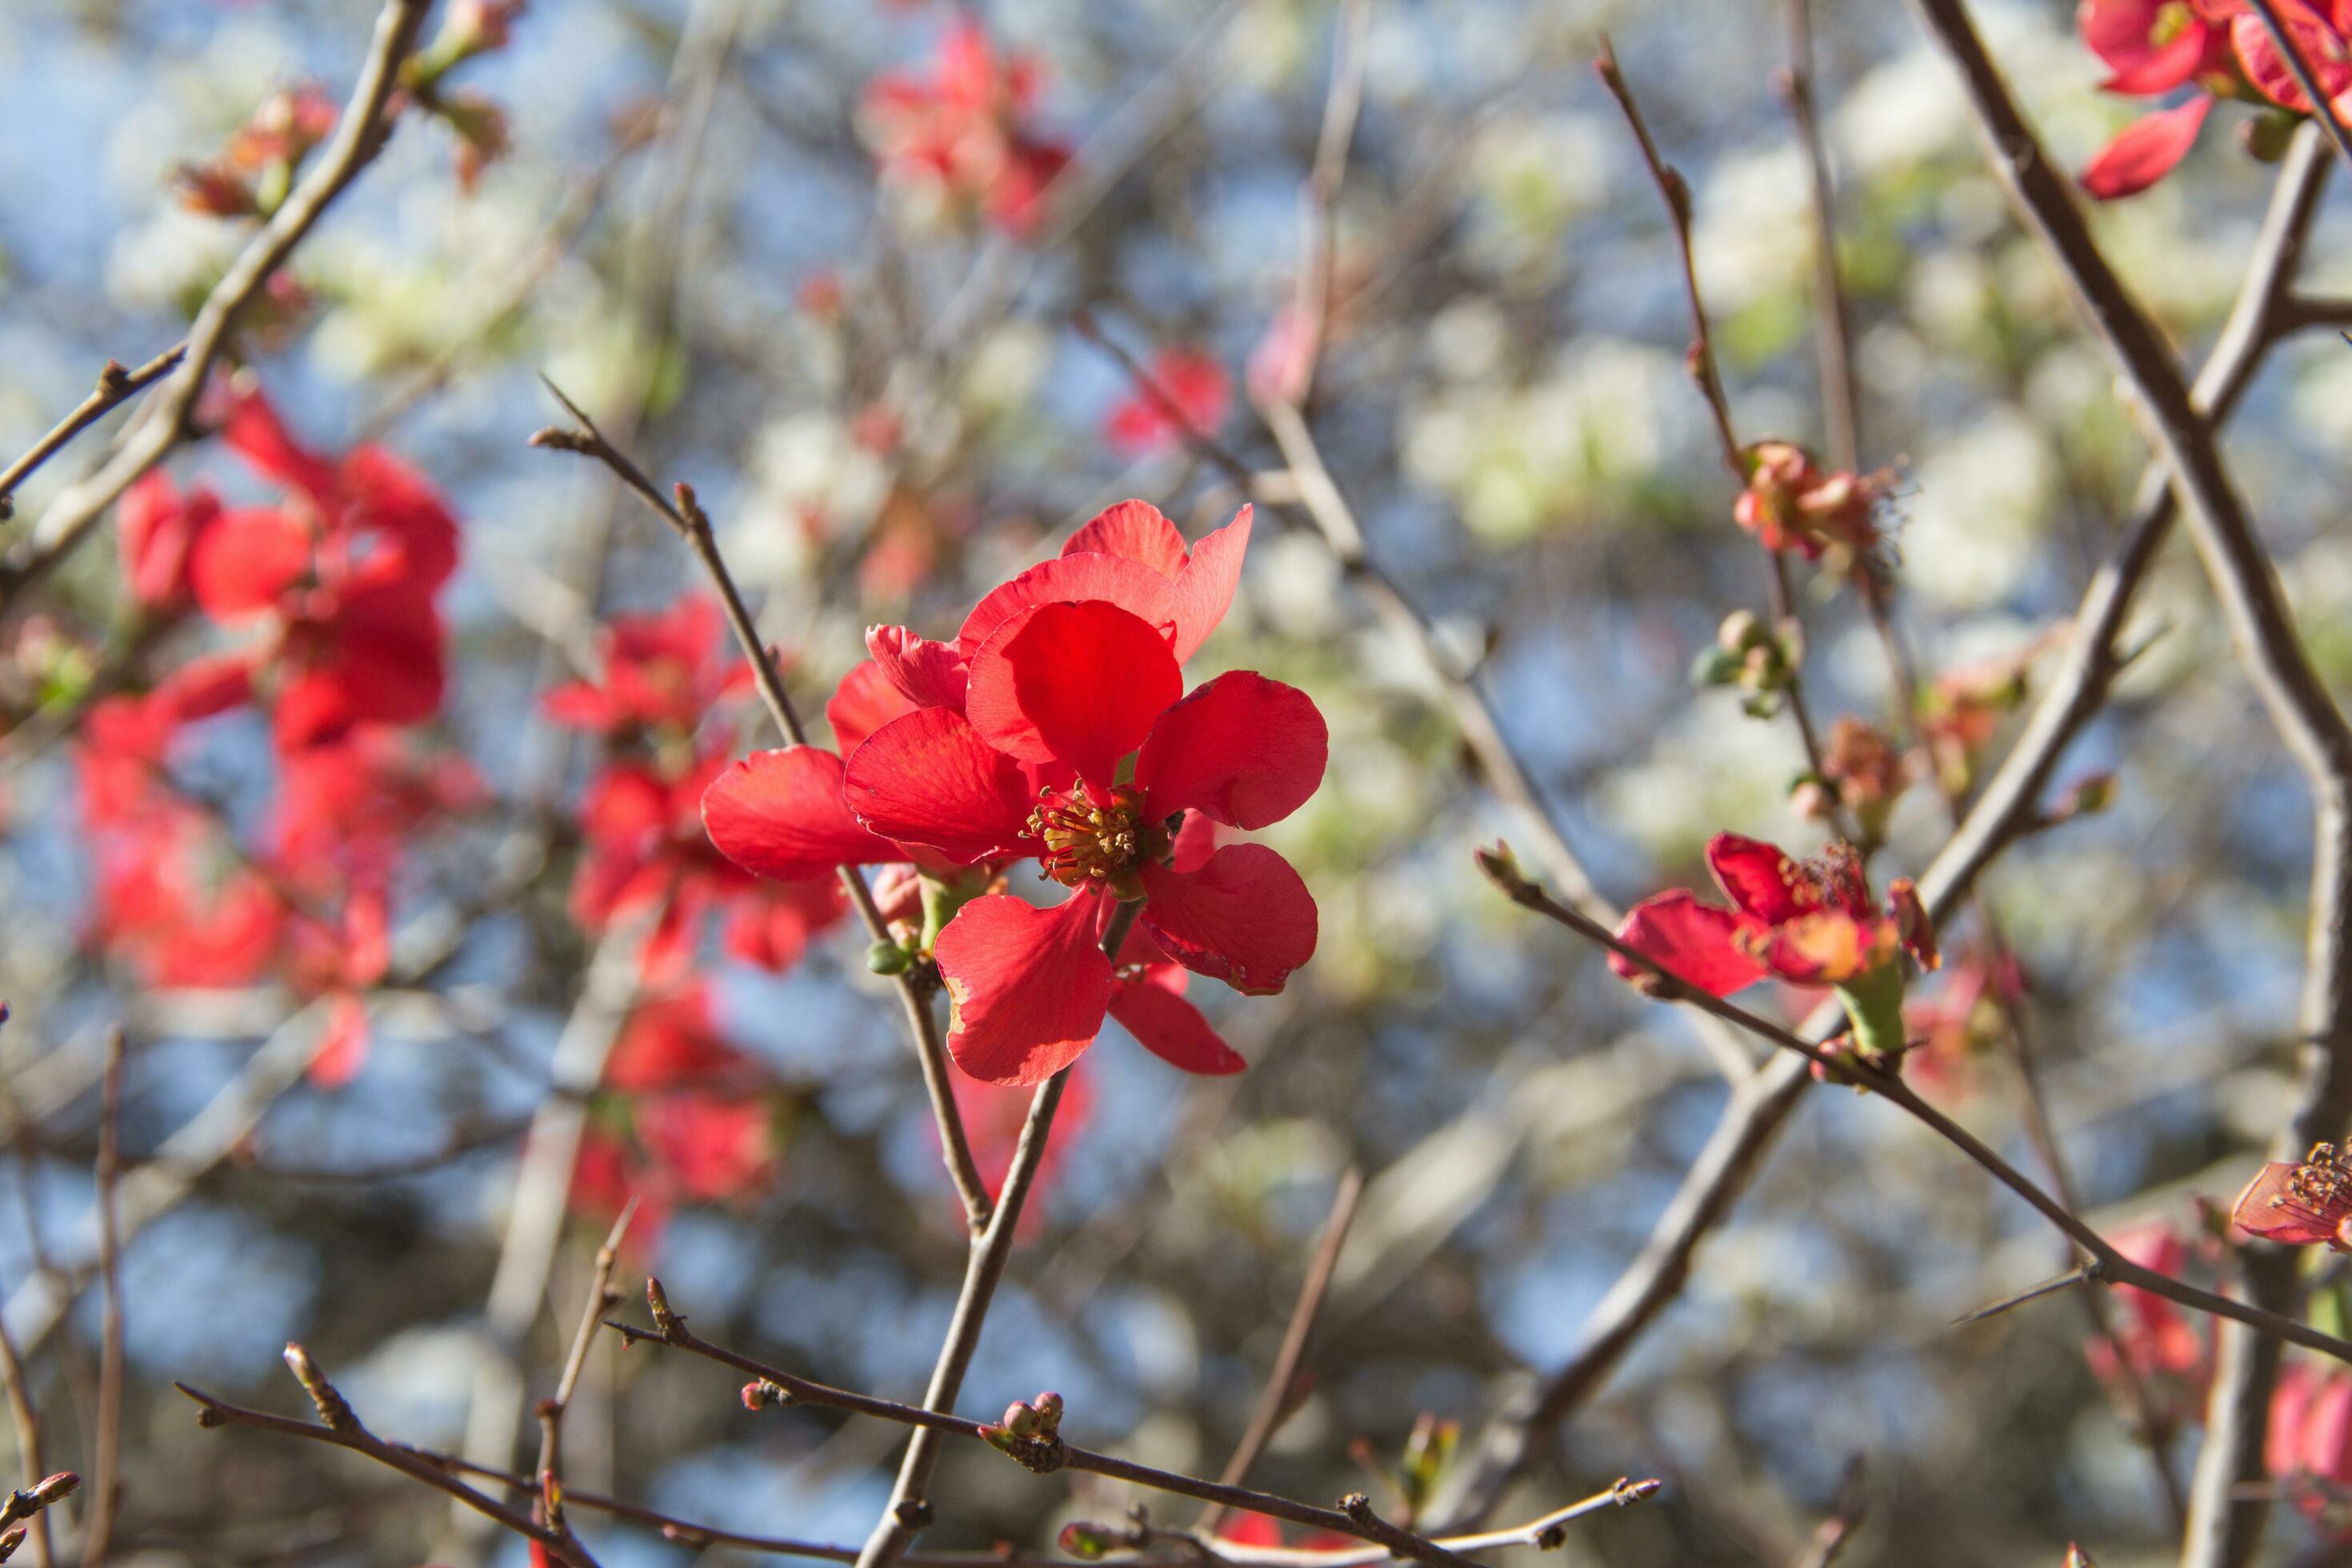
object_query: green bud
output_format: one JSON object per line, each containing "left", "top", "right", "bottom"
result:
{"left": 1058, "top": 1524, "right": 1115, "bottom": 1561}
{"left": 867, "top": 939, "right": 913, "bottom": 976}
{"left": 2242, "top": 110, "right": 2301, "bottom": 162}
{"left": 1691, "top": 645, "right": 1744, "bottom": 687}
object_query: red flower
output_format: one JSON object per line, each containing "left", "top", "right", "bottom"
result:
{"left": 1733, "top": 442, "right": 1886, "bottom": 562}
{"left": 543, "top": 594, "right": 749, "bottom": 740}
{"left": 2082, "top": 0, "right": 2232, "bottom": 92}
{"left": 860, "top": 14, "right": 1070, "bottom": 234}
{"left": 2270, "top": 1358, "right": 2352, "bottom": 1534}
{"left": 1612, "top": 834, "right": 1937, "bottom": 998}
{"left": 1104, "top": 347, "right": 1232, "bottom": 457}
{"left": 703, "top": 498, "right": 1257, "bottom": 886}
{"left": 150, "top": 385, "right": 462, "bottom": 754}
{"left": 2083, "top": 1222, "right": 2209, "bottom": 1418}
{"left": 842, "top": 597, "right": 1324, "bottom": 1083}
{"left": 2232, "top": 1141, "right": 2352, "bottom": 1249}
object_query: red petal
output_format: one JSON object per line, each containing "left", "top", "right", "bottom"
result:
{"left": 1137, "top": 845, "right": 1317, "bottom": 995}
{"left": 2304, "top": 1371, "right": 2352, "bottom": 1481}
{"left": 1063, "top": 500, "right": 1190, "bottom": 578}
{"left": 704, "top": 746, "right": 897, "bottom": 881}
{"left": 826, "top": 660, "right": 922, "bottom": 757}
{"left": 840, "top": 707, "right": 1038, "bottom": 863}
{"left": 222, "top": 386, "right": 339, "bottom": 506}
{"left": 1134, "top": 671, "right": 1326, "bottom": 830}
{"left": 2230, "top": 1160, "right": 2342, "bottom": 1245}
{"left": 2080, "top": 97, "right": 2211, "bottom": 199}
{"left": 1171, "top": 809, "right": 1220, "bottom": 872}
{"left": 2233, "top": 7, "right": 2352, "bottom": 110}
{"left": 2099, "top": 26, "right": 2212, "bottom": 91}
{"left": 934, "top": 893, "right": 1115, "bottom": 1084}
{"left": 1609, "top": 890, "right": 1769, "bottom": 997}
{"left": 1169, "top": 505, "right": 1252, "bottom": 663}
{"left": 150, "top": 652, "right": 256, "bottom": 723}
{"left": 190, "top": 506, "right": 310, "bottom": 618}
{"left": 1706, "top": 834, "right": 1810, "bottom": 926}
{"left": 866, "top": 623, "right": 971, "bottom": 710}
{"left": 965, "top": 600, "right": 1183, "bottom": 786}
{"left": 956, "top": 553, "right": 1178, "bottom": 658}
{"left": 1109, "top": 982, "right": 1246, "bottom": 1074}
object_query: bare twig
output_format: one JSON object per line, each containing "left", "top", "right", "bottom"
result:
{"left": 0, "top": 348, "right": 186, "bottom": 521}
{"left": 1194, "top": 1167, "right": 1365, "bottom": 1537}
{"left": 80, "top": 1030, "right": 126, "bottom": 1568}
{"left": 0, "top": 1287, "right": 54, "bottom": 1568}
{"left": 531, "top": 1202, "right": 636, "bottom": 1553}
{"left": 1591, "top": 41, "right": 1847, "bottom": 838}
{"left": 528, "top": 382, "right": 993, "bottom": 1231}
{"left": 611, "top": 1284, "right": 1650, "bottom": 1568}
{"left": 0, "top": 0, "right": 430, "bottom": 607}
{"left": 178, "top": 1365, "right": 598, "bottom": 1568}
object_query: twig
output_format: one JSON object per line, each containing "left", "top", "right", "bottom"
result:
{"left": 1591, "top": 40, "right": 1849, "bottom": 841}
{"left": 456, "top": 911, "right": 649, "bottom": 1485}
{"left": 845, "top": 901, "right": 1146, "bottom": 1568}
{"left": 1899, "top": 8, "right": 2352, "bottom": 1562}
{"left": 1775, "top": 0, "right": 1858, "bottom": 474}
{"left": 0, "top": 1286, "right": 54, "bottom": 1568}
{"left": 527, "top": 382, "right": 994, "bottom": 1231}
{"left": 610, "top": 1285, "right": 1648, "bottom": 1568}
{"left": 532, "top": 1202, "right": 636, "bottom": 1552}
{"left": 0, "top": 1474, "right": 78, "bottom": 1567}
{"left": 1788, "top": 1460, "right": 1864, "bottom": 1568}
{"left": 1278, "top": 0, "right": 1373, "bottom": 408}
{"left": 178, "top": 1362, "right": 598, "bottom": 1568}
{"left": 80, "top": 1029, "right": 126, "bottom": 1568}
{"left": 1194, "top": 1167, "right": 1365, "bottom": 1537}
{"left": 0, "top": 0, "right": 431, "bottom": 609}
{"left": 0, "top": 348, "right": 186, "bottom": 521}
{"left": 1474, "top": 847, "right": 2352, "bottom": 1366}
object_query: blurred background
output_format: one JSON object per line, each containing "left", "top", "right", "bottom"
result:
{"left": 2, "top": 0, "right": 2348, "bottom": 1562}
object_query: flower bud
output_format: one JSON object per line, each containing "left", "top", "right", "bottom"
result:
{"left": 868, "top": 939, "right": 913, "bottom": 976}
{"left": 1031, "top": 1390, "right": 1063, "bottom": 1430}
{"left": 1058, "top": 1523, "right": 1116, "bottom": 1561}
{"left": 1716, "top": 610, "right": 1765, "bottom": 654}
{"left": 1002, "top": 1401, "right": 1040, "bottom": 1438}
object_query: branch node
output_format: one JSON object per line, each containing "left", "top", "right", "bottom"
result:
{"left": 282, "top": 1342, "right": 357, "bottom": 1431}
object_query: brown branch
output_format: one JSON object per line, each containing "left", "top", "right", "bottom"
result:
{"left": 0, "top": 0, "right": 431, "bottom": 609}
{"left": 1194, "top": 1167, "right": 1365, "bottom": 1537}
{"left": 845, "top": 901, "right": 1144, "bottom": 1568}
{"left": 1775, "top": 0, "right": 1858, "bottom": 474}
{"left": 178, "top": 1362, "right": 597, "bottom": 1568}
{"left": 1901, "top": 7, "right": 2352, "bottom": 1562}
{"left": 527, "top": 381, "right": 994, "bottom": 1233}
{"left": 1591, "top": 41, "right": 1849, "bottom": 842}
{"left": 0, "top": 1292, "right": 54, "bottom": 1568}
{"left": 609, "top": 1286, "right": 1647, "bottom": 1568}
{"left": 0, "top": 348, "right": 187, "bottom": 522}
{"left": 1278, "top": 0, "right": 1372, "bottom": 408}
{"left": 532, "top": 1203, "right": 636, "bottom": 1552}
{"left": 80, "top": 1030, "right": 126, "bottom": 1568}
{"left": 1476, "top": 847, "right": 2352, "bottom": 1365}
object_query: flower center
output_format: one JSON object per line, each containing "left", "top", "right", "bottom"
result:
{"left": 1028, "top": 782, "right": 1166, "bottom": 895}
{"left": 2278, "top": 1142, "right": 2352, "bottom": 1224}
{"left": 2149, "top": 2, "right": 2194, "bottom": 47}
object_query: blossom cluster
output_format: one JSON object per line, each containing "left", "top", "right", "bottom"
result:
{"left": 80, "top": 385, "right": 472, "bottom": 1083}
{"left": 2078, "top": 0, "right": 2352, "bottom": 197}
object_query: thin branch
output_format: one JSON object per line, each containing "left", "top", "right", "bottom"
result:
{"left": 0, "top": 348, "right": 186, "bottom": 521}
{"left": 1474, "top": 849, "right": 2352, "bottom": 1367}
{"left": 1194, "top": 1167, "right": 1365, "bottom": 1537}
{"left": 0, "top": 1282, "right": 54, "bottom": 1568}
{"left": 1776, "top": 0, "right": 1858, "bottom": 474}
{"left": 1280, "top": 0, "right": 1373, "bottom": 407}
{"left": 1899, "top": 9, "right": 2352, "bottom": 1562}
{"left": 80, "top": 1029, "right": 126, "bottom": 1568}
{"left": 527, "top": 382, "right": 994, "bottom": 1232}
{"left": 609, "top": 1286, "right": 1650, "bottom": 1568}
{"left": 1591, "top": 41, "right": 1848, "bottom": 840}
{"left": 532, "top": 1202, "right": 636, "bottom": 1553}
{"left": 0, "top": 0, "right": 431, "bottom": 608}
{"left": 178, "top": 1365, "right": 597, "bottom": 1568}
